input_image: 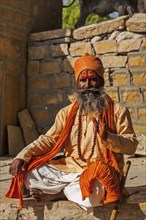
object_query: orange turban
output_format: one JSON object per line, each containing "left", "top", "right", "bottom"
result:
{"left": 74, "top": 53, "right": 104, "bottom": 81}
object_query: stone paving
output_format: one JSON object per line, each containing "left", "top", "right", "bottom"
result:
{"left": 0, "top": 156, "right": 146, "bottom": 220}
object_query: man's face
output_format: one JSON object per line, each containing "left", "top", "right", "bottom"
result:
{"left": 77, "top": 69, "right": 102, "bottom": 90}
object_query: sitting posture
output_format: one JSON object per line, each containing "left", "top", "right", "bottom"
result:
{"left": 6, "top": 53, "right": 138, "bottom": 211}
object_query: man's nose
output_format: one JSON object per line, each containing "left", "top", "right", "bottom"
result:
{"left": 84, "top": 79, "right": 91, "bottom": 88}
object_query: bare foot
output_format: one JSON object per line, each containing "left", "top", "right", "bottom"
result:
{"left": 30, "top": 188, "right": 44, "bottom": 202}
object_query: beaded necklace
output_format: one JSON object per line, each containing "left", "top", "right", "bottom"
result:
{"left": 77, "top": 108, "right": 99, "bottom": 165}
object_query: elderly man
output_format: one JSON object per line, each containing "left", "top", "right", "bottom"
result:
{"left": 6, "top": 53, "right": 138, "bottom": 211}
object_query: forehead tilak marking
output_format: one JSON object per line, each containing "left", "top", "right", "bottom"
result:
{"left": 80, "top": 70, "right": 97, "bottom": 79}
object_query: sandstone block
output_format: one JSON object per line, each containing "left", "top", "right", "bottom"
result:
{"left": 137, "top": 107, "right": 146, "bottom": 121}
{"left": 104, "top": 70, "right": 110, "bottom": 87}
{"left": 128, "top": 53, "right": 145, "bottom": 68}
{"left": 133, "top": 123, "right": 146, "bottom": 134}
{"left": 18, "top": 109, "right": 39, "bottom": 145}
{"left": 69, "top": 41, "right": 92, "bottom": 56}
{"left": 14, "top": 12, "right": 22, "bottom": 25}
{"left": 118, "top": 39, "right": 142, "bottom": 53}
{"left": 29, "top": 45, "right": 49, "bottom": 60}
{"left": 105, "top": 87, "right": 119, "bottom": 102}
{"left": 29, "top": 78, "right": 49, "bottom": 90}
{"left": 62, "top": 56, "right": 76, "bottom": 72}
{"left": 43, "top": 94, "right": 63, "bottom": 104}
{"left": 102, "top": 55, "right": 127, "bottom": 68}
{"left": 142, "top": 89, "right": 146, "bottom": 102}
{"left": 41, "top": 59, "right": 61, "bottom": 74}
{"left": 120, "top": 87, "right": 141, "bottom": 104}
{"left": 142, "top": 38, "right": 146, "bottom": 50}
{"left": 128, "top": 107, "right": 137, "bottom": 120}
{"left": 32, "top": 110, "right": 50, "bottom": 123}
{"left": 126, "top": 13, "right": 146, "bottom": 33}
{"left": 94, "top": 40, "right": 117, "bottom": 54}
{"left": 30, "top": 29, "right": 72, "bottom": 41}
{"left": 29, "top": 94, "right": 41, "bottom": 106}
{"left": 27, "top": 61, "right": 40, "bottom": 75}
{"left": 49, "top": 44, "right": 68, "bottom": 57}
{"left": 52, "top": 74, "right": 71, "bottom": 88}
{"left": 112, "top": 72, "right": 129, "bottom": 86}
{"left": 132, "top": 72, "right": 146, "bottom": 85}
{"left": 73, "top": 16, "right": 128, "bottom": 40}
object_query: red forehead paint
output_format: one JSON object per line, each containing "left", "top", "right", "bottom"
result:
{"left": 80, "top": 70, "right": 97, "bottom": 79}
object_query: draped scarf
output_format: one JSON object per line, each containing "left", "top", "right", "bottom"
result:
{"left": 6, "top": 97, "right": 121, "bottom": 209}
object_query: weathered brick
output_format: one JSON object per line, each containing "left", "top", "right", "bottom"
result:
{"left": 137, "top": 107, "right": 146, "bottom": 121}
{"left": 30, "top": 29, "right": 72, "bottom": 41}
{"left": 126, "top": 13, "right": 146, "bottom": 33}
{"left": 32, "top": 110, "right": 50, "bottom": 123}
{"left": 1, "top": 8, "right": 13, "bottom": 21}
{"left": 27, "top": 61, "right": 40, "bottom": 75}
{"left": 118, "top": 39, "right": 142, "bottom": 53}
{"left": 120, "top": 87, "right": 141, "bottom": 104}
{"left": 104, "top": 70, "right": 110, "bottom": 87}
{"left": 52, "top": 74, "right": 71, "bottom": 88}
{"left": 128, "top": 107, "right": 137, "bottom": 120}
{"left": 41, "top": 59, "right": 61, "bottom": 74}
{"left": 142, "top": 89, "right": 146, "bottom": 102}
{"left": 29, "top": 94, "right": 41, "bottom": 106}
{"left": 128, "top": 54, "right": 145, "bottom": 68}
{"left": 20, "top": 1, "right": 33, "bottom": 13}
{"left": 29, "top": 78, "right": 49, "bottom": 90}
{"left": 112, "top": 72, "right": 129, "bottom": 86}
{"left": 102, "top": 55, "right": 127, "bottom": 68}
{"left": 43, "top": 94, "right": 63, "bottom": 104}
{"left": 14, "top": 12, "right": 22, "bottom": 25}
{"left": 62, "top": 56, "right": 76, "bottom": 72}
{"left": 132, "top": 72, "right": 146, "bottom": 86}
{"left": 142, "top": 38, "right": 146, "bottom": 50}
{"left": 73, "top": 16, "right": 128, "bottom": 40}
{"left": 105, "top": 87, "right": 119, "bottom": 102}
{"left": 49, "top": 44, "right": 68, "bottom": 57}
{"left": 133, "top": 123, "right": 146, "bottom": 134}
{"left": 69, "top": 42, "right": 92, "bottom": 57}
{"left": 29, "top": 45, "right": 49, "bottom": 60}
{"left": 94, "top": 40, "right": 117, "bottom": 54}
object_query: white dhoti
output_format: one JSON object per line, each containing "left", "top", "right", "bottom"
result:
{"left": 24, "top": 164, "right": 105, "bottom": 210}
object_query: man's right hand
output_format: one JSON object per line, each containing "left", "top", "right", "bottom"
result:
{"left": 9, "top": 158, "right": 28, "bottom": 177}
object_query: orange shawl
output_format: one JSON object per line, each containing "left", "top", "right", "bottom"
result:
{"left": 6, "top": 98, "right": 121, "bottom": 209}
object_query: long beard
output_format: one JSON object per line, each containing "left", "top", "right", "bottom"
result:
{"left": 76, "top": 87, "right": 108, "bottom": 114}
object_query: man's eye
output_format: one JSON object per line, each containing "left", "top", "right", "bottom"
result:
{"left": 80, "top": 79, "right": 86, "bottom": 82}
{"left": 90, "top": 78, "right": 97, "bottom": 82}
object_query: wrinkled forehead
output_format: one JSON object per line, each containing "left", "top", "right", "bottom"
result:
{"left": 79, "top": 69, "right": 97, "bottom": 79}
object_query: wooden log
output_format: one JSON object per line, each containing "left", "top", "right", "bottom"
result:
{"left": 18, "top": 109, "right": 39, "bottom": 145}
{"left": 7, "top": 125, "right": 25, "bottom": 156}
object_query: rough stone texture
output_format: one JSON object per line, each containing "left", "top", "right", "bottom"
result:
{"left": 73, "top": 16, "right": 128, "bottom": 40}
{"left": 126, "top": 13, "right": 146, "bottom": 32}
{"left": 94, "top": 40, "right": 117, "bottom": 54}
{"left": 30, "top": 29, "right": 72, "bottom": 41}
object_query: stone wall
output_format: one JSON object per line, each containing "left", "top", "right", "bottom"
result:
{"left": 27, "top": 14, "right": 146, "bottom": 136}
{"left": 0, "top": 0, "right": 62, "bottom": 155}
